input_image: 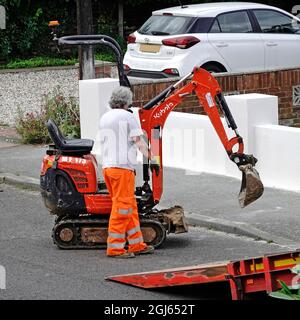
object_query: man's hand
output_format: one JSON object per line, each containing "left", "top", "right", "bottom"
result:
{"left": 150, "top": 157, "right": 160, "bottom": 176}
{"left": 133, "top": 136, "right": 160, "bottom": 176}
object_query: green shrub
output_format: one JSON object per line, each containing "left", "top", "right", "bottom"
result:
{"left": 16, "top": 86, "right": 80, "bottom": 144}
{"left": 95, "top": 13, "right": 127, "bottom": 57}
{"left": 94, "top": 53, "right": 116, "bottom": 63}
{"left": 0, "top": 4, "right": 45, "bottom": 61}
{"left": 0, "top": 1, "right": 77, "bottom": 61}
{"left": 2, "top": 57, "right": 77, "bottom": 69}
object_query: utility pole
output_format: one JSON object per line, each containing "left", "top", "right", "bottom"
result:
{"left": 76, "top": 0, "right": 95, "bottom": 80}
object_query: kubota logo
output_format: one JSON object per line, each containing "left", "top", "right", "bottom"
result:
{"left": 153, "top": 102, "right": 174, "bottom": 119}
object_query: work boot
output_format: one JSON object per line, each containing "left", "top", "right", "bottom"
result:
{"left": 107, "top": 252, "right": 135, "bottom": 259}
{"left": 133, "top": 245, "right": 155, "bottom": 255}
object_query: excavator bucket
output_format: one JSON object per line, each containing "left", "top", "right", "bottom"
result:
{"left": 238, "top": 164, "right": 264, "bottom": 208}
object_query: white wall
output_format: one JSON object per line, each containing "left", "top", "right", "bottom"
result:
{"left": 163, "top": 112, "right": 224, "bottom": 175}
{"left": 134, "top": 93, "right": 282, "bottom": 183}
{"left": 79, "top": 78, "right": 119, "bottom": 156}
{"left": 254, "top": 125, "right": 300, "bottom": 191}
{"left": 223, "top": 93, "right": 279, "bottom": 179}
{"left": 79, "top": 79, "right": 300, "bottom": 192}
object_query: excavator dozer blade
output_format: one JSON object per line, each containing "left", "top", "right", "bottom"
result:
{"left": 238, "top": 164, "right": 264, "bottom": 208}
{"left": 159, "top": 205, "right": 189, "bottom": 234}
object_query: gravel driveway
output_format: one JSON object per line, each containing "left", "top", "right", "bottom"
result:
{"left": 0, "top": 67, "right": 79, "bottom": 125}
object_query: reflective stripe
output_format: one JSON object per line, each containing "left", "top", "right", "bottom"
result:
{"left": 128, "top": 236, "right": 143, "bottom": 245}
{"left": 118, "top": 208, "right": 133, "bottom": 215}
{"left": 127, "top": 226, "right": 141, "bottom": 236}
{"left": 108, "top": 232, "right": 125, "bottom": 239}
{"left": 107, "top": 242, "right": 125, "bottom": 249}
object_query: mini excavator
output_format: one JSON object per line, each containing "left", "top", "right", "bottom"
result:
{"left": 40, "top": 33, "right": 264, "bottom": 249}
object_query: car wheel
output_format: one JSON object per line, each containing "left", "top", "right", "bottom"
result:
{"left": 201, "top": 63, "right": 226, "bottom": 73}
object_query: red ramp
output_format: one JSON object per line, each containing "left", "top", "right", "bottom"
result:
{"left": 106, "top": 250, "right": 300, "bottom": 300}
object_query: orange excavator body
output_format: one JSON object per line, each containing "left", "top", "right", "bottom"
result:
{"left": 40, "top": 67, "right": 263, "bottom": 249}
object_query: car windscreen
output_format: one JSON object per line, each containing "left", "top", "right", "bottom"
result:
{"left": 138, "top": 15, "right": 196, "bottom": 35}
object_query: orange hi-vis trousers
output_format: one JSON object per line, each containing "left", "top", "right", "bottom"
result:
{"left": 103, "top": 167, "right": 147, "bottom": 256}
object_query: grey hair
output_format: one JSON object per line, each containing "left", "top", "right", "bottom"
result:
{"left": 109, "top": 86, "right": 133, "bottom": 109}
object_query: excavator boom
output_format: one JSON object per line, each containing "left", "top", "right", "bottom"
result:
{"left": 138, "top": 67, "right": 264, "bottom": 208}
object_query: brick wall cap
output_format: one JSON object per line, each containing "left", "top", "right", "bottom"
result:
{"left": 226, "top": 93, "right": 278, "bottom": 99}
{"left": 215, "top": 67, "right": 300, "bottom": 78}
{"left": 129, "top": 67, "right": 300, "bottom": 84}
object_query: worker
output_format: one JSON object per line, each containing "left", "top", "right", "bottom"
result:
{"left": 100, "top": 86, "right": 159, "bottom": 258}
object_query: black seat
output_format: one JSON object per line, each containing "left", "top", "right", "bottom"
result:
{"left": 46, "top": 119, "right": 94, "bottom": 155}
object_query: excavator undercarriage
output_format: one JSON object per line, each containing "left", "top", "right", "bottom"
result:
{"left": 52, "top": 215, "right": 167, "bottom": 249}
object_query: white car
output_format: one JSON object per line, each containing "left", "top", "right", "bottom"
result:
{"left": 124, "top": 2, "right": 300, "bottom": 78}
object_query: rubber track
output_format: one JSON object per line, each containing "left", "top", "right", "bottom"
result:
{"left": 52, "top": 216, "right": 166, "bottom": 250}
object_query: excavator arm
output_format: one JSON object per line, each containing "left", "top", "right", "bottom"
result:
{"left": 138, "top": 67, "right": 264, "bottom": 209}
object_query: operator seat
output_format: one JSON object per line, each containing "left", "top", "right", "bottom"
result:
{"left": 46, "top": 119, "right": 94, "bottom": 155}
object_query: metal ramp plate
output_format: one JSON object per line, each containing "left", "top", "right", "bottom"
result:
{"left": 106, "top": 261, "right": 229, "bottom": 289}
{"left": 106, "top": 250, "right": 300, "bottom": 300}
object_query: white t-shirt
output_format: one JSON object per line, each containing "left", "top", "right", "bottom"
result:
{"left": 99, "top": 109, "right": 143, "bottom": 171}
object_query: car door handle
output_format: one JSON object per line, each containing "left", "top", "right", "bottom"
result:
{"left": 266, "top": 42, "right": 278, "bottom": 47}
{"left": 216, "top": 42, "right": 228, "bottom": 47}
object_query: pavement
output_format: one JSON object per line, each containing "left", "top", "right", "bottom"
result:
{"left": 0, "top": 134, "right": 300, "bottom": 251}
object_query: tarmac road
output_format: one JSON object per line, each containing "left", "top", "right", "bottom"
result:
{"left": 1, "top": 144, "right": 300, "bottom": 247}
{"left": 0, "top": 184, "right": 288, "bottom": 300}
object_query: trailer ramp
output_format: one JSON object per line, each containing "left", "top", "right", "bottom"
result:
{"left": 106, "top": 250, "right": 300, "bottom": 300}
